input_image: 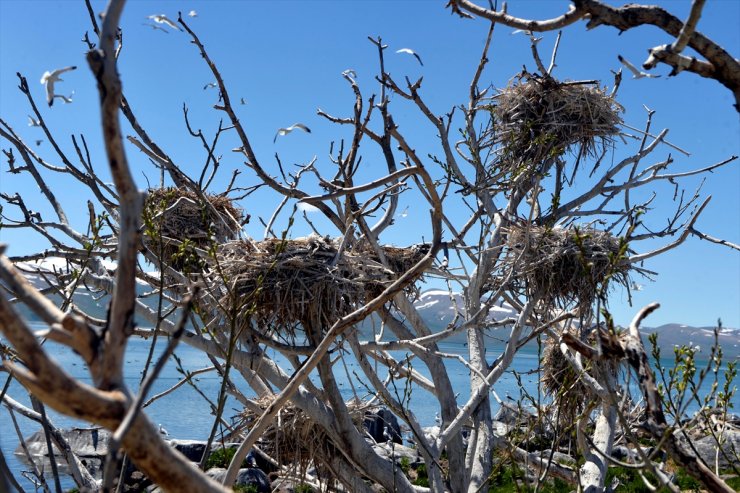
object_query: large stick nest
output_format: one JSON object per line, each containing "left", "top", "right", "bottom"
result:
{"left": 212, "top": 237, "right": 428, "bottom": 333}
{"left": 143, "top": 187, "right": 243, "bottom": 271}
{"left": 541, "top": 329, "right": 621, "bottom": 424}
{"left": 238, "top": 397, "right": 369, "bottom": 475}
{"left": 503, "top": 224, "right": 631, "bottom": 312}
{"left": 488, "top": 76, "right": 622, "bottom": 184}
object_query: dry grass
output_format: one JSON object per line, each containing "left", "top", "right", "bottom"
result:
{"left": 487, "top": 76, "right": 622, "bottom": 185}
{"left": 503, "top": 223, "right": 631, "bottom": 313}
{"left": 143, "top": 187, "right": 243, "bottom": 271}
{"left": 211, "top": 237, "right": 428, "bottom": 336}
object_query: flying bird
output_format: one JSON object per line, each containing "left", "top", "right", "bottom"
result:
{"left": 274, "top": 123, "right": 311, "bottom": 143}
{"left": 147, "top": 14, "right": 181, "bottom": 31}
{"left": 188, "top": 10, "right": 198, "bottom": 17}
{"left": 342, "top": 69, "right": 357, "bottom": 79}
{"left": 203, "top": 82, "right": 218, "bottom": 90}
{"left": 240, "top": 97, "right": 247, "bottom": 105}
{"left": 618, "top": 55, "right": 660, "bottom": 79}
{"left": 28, "top": 115, "right": 41, "bottom": 127}
{"left": 40, "top": 66, "right": 77, "bottom": 107}
{"left": 142, "top": 22, "right": 168, "bottom": 33}
{"left": 35, "top": 139, "right": 43, "bottom": 146}
{"left": 158, "top": 424, "right": 169, "bottom": 436}
{"left": 396, "top": 48, "right": 423, "bottom": 66}
{"left": 53, "top": 91, "right": 74, "bottom": 104}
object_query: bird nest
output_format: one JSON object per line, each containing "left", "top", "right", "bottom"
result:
{"left": 212, "top": 237, "right": 428, "bottom": 337}
{"left": 541, "top": 329, "right": 621, "bottom": 424}
{"left": 238, "top": 397, "right": 368, "bottom": 476}
{"left": 143, "top": 187, "right": 243, "bottom": 272}
{"left": 488, "top": 76, "right": 622, "bottom": 184}
{"left": 502, "top": 224, "right": 630, "bottom": 313}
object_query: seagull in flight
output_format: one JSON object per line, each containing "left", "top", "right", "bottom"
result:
{"left": 41, "top": 66, "right": 76, "bottom": 107}
{"left": 28, "top": 115, "right": 41, "bottom": 127}
{"left": 274, "top": 123, "right": 311, "bottom": 143}
{"left": 143, "top": 22, "right": 168, "bottom": 33}
{"left": 147, "top": 14, "right": 181, "bottom": 31}
{"left": 203, "top": 82, "right": 218, "bottom": 90}
{"left": 618, "top": 55, "right": 660, "bottom": 79}
{"left": 188, "top": 10, "right": 198, "bottom": 18}
{"left": 53, "top": 91, "right": 74, "bottom": 104}
{"left": 396, "top": 48, "right": 423, "bottom": 66}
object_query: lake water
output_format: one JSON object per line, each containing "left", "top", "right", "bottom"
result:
{"left": 1, "top": 331, "right": 735, "bottom": 491}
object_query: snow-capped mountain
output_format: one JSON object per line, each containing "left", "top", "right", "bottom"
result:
{"left": 411, "top": 289, "right": 517, "bottom": 329}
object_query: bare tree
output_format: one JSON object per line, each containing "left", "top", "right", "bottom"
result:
{"left": 448, "top": 0, "right": 740, "bottom": 111}
{"left": 1, "top": 1, "right": 737, "bottom": 493}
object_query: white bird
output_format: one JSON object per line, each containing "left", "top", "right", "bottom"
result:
{"left": 274, "top": 123, "right": 311, "bottom": 143}
{"left": 53, "top": 91, "right": 74, "bottom": 104}
{"left": 203, "top": 82, "right": 218, "bottom": 90}
{"left": 618, "top": 55, "right": 660, "bottom": 79}
{"left": 142, "top": 22, "right": 168, "bottom": 33}
{"left": 396, "top": 48, "right": 423, "bottom": 66}
{"left": 342, "top": 69, "right": 357, "bottom": 79}
{"left": 188, "top": 10, "right": 198, "bottom": 18}
{"left": 631, "top": 282, "right": 644, "bottom": 291}
{"left": 28, "top": 115, "right": 41, "bottom": 127}
{"left": 40, "top": 66, "right": 77, "bottom": 107}
{"left": 398, "top": 206, "right": 408, "bottom": 218}
{"left": 158, "top": 424, "right": 169, "bottom": 436}
{"left": 147, "top": 14, "right": 181, "bottom": 31}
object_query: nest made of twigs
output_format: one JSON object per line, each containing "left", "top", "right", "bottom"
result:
{"left": 212, "top": 237, "right": 428, "bottom": 336}
{"left": 239, "top": 397, "right": 368, "bottom": 475}
{"left": 541, "top": 329, "right": 622, "bottom": 424}
{"left": 143, "top": 187, "right": 243, "bottom": 271}
{"left": 489, "top": 76, "right": 622, "bottom": 183}
{"left": 503, "top": 224, "right": 630, "bottom": 312}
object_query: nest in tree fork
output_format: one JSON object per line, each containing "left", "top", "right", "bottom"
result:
{"left": 489, "top": 76, "right": 622, "bottom": 183}
{"left": 238, "top": 397, "right": 369, "bottom": 476}
{"left": 503, "top": 224, "right": 631, "bottom": 312}
{"left": 143, "top": 187, "right": 243, "bottom": 271}
{"left": 541, "top": 328, "right": 621, "bottom": 424}
{"left": 213, "top": 237, "right": 428, "bottom": 335}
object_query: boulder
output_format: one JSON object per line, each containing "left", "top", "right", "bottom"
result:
{"left": 206, "top": 467, "right": 270, "bottom": 492}
{"left": 693, "top": 429, "right": 740, "bottom": 469}
{"left": 364, "top": 408, "right": 402, "bottom": 444}
{"left": 372, "top": 442, "right": 421, "bottom": 466}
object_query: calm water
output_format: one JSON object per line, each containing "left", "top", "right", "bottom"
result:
{"left": 1, "top": 331, "right": 735, "bottom": 491}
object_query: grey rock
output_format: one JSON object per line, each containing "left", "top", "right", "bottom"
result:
{"left": 693, "top": 429, "right": 740, "bottom": 469}
{"left": 207, "top": 467, "right": 270, "bottom": 492}
{"left": 372, "top": 442, "right": 421, "bottom": 466}
{"left": 364, "top": 408, "right": 402, "bottom": 444}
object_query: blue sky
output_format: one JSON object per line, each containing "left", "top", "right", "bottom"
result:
{"left": 0, "top": 1, "right": 738, "bottom": 328}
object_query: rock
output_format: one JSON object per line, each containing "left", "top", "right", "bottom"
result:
{"left": 206, "top": 467, "right": 270, "bottom": 492}
{"left": 271, "top": 477, "right": 316, "bottom": 492}
{"left": 493, "top": 402, "right": 528, "bottom": 425}
{"left": 371, "top": 442, "right": 421, "bottom": 466}
{"left": 364, "top": 408, "right": 402, "bottom": 444}
{"left": 693, "top": 429, "right": 740, "bottom": 469}
{"left": 168, "top": 439, "right": 208, "bottom": 462}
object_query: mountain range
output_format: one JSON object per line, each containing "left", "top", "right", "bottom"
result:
{"left": 7, "top": 262, "right": 740, "bottom": 361}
